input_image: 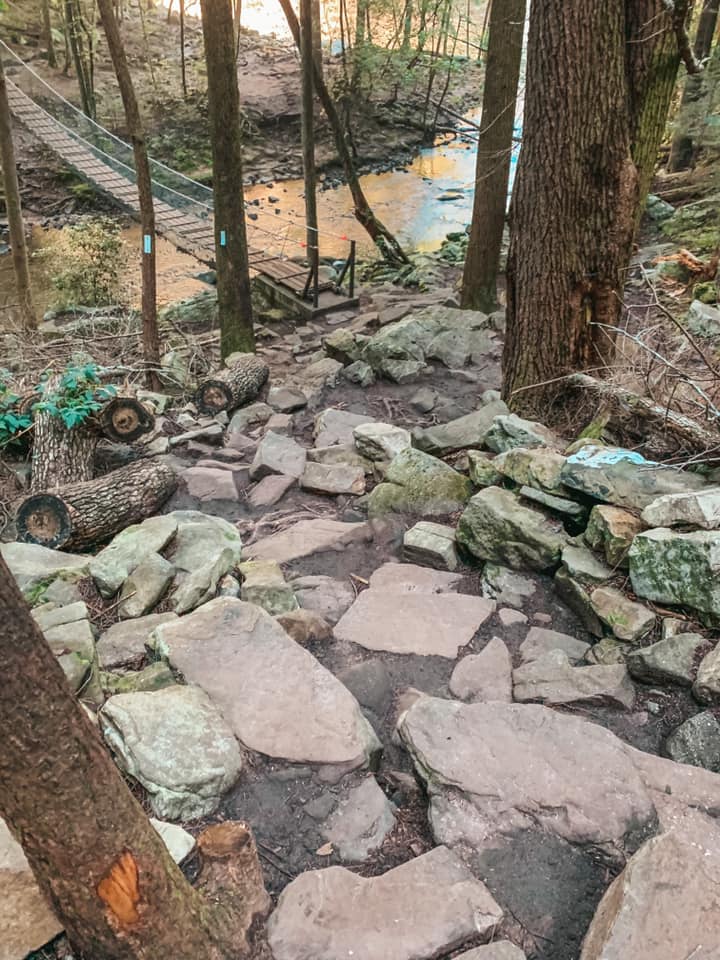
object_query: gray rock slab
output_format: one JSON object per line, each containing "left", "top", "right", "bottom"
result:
{"left": 403, "top": 521, "right": 458, "bottom": 571}
{"left": 580, "top": 812, "right": 720, "bottom": 960}
{"left": 590, "top": 586, "right": 656, "bottom": 642}
{"left": 641, "top": 486, "right": 720, "bottom": 529}
{"left": 481, "top": 563, "right": 536, "bottom": 607}
{"left": 182, "top": 466, "right": 243, "bottom": 501}
{"left": 368, "top": 562, "right": 463, "bottom": 593}
{"left": 0, "top": 818, "right": 63, "bottom": 960}
{"left": 238, "top": 559, "right": 299, "bottom": 616}
{"left": 300, "top": 461, "right": 365, "bottom": 496}
{"left": 101, "top": 684, "right": 243, "bottom": 820}
{"left": 229, "top": 401, "right": 273, "bottom": 433}
{"left": 249, "top": 519, "right": 371, "bottom": 564}
{"left": 519, "top": 626, "right": 591, "bottom": 664}
{"left": 117, "top": 553, "right": 175, "bottom": 619}
{"left": 1, "top": 542, "right": 89, "bottom": 596}
{"left": 493, "top": 446, "right": 567, "bottom": 495}
{"left": 367, "top": 447, "right": 472, "bottom": 518}
{"left": 152, "top": 598, "right": 380, "bottom": 767}
{"left": 322, "top": 776, "right": 396, "bottom": 861}
{"left": 248, "top": 474, "right": 296, "bottom": 508}
{"left": 627, "top": 633, "right": 709, "bottom": 686}
{"left": 90, "top": 514, "right": 178, "bottom": 598}
{"left": 485, "top": 414, "right": 561, "bottom": 453}
{"left": 513, "top": 650, "right": 635, "bottom": 709}
{"left": 334, "top": 589, "right": 495, "bottom": 658}
{"left": 456, "top": 945, "right": 526, "bottom": 960}
{"left": 585, "top": 504, "right": 644, "bottom": 568}
{"left": 561, "top": 545, "right": 612, "bottom": 585}
{"left": 665, "top": 712, "right": 720, "bottom": 771}
{"left": 150, "top": 818, "right": 196, "bottom": 864}
{"left": 97, "top": 612, "right": 179, "bottom": 669}
{"left": 314, "top": 407, "right": 375, "bottom": 447}
{"left": 693, "top": 643, "right": 720, "bottom": 703}
{"left": 32, "top": 600, "right": 88, "bottom": 631}
{"left": 266, "top": 845, "right": 503, "bottom": 960}
{"left": 166, "top": 511, "right": 242, "bottom": 614}
{"left": 413, "top": 399, "right": 508, "bottom": 455}
{"left": 291, "top": 574, "right": 355, "bottom": 624}
{"left": 268, "top": 386, "right": 308, "bottom": 412}
{"left": 250, "top": 431, "right": 307, "bottom": 480}
{"left": 449, "top": 636, "right": 513, "bottom": 702}
{"left": 353, "top": 422, "right": 411, "bottom": 461}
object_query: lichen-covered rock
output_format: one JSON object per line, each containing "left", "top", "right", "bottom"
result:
{"left": 493, "top": 446, "right": 567, "bottom": 495}
{"left": 413, "top": 400, "right": 508, "bottom": 456}
{"left": 629, "top": 527, "right": 720, "bottom": 618}
{"left": 585, "top": 505, "right": 644, "bottom": 568}
{"left": 627, "top": 633, "right": 709, "bottom": 687}
{"left": 457, "top": 486, "right": 568, "bottom": 572}
{"left": 89, "top": 514, "right": 178, "bottom": 598}
{"left": 484, "top": 415, "right": 561, "bottom": 453}
{"left": 590, "top": 586, "right": 656, "bottom": 642}
{"left": 0, "top": 542, "right": 89, "bottom": 598}
{"left": 467, "top": 450, "right": 503, "bottom": 487}
{"left": 353, "top": 422, "right": 411, "bottom": 461}
{"left": 367, "top": 448, "right": 472, "bottom": 518}
{"left": 238, "top": 559, "right": 299, "bottom": 615}
{"left": 403, "top": 521, "right": 458, "bottom": 571}
{"left": 664, "top": 712, "right": 720, "bottom": 771}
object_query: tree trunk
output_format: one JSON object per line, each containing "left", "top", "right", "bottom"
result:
{"left": 64, "top": 0, "right": 96, "bottom": 118}
{"left": 17, "top": 458, "right": 178, "bottom": 550}
{"left": 30, "top": 414, "right": 97, "bottom": 493}
{"left": 503, "top": 0, "right": 679, "bottom": 414}
{"left": 460, "top": 0, "right": 525, "bottom": 312}
{"left": 199, "top": 0, "right": 255, "bottom": 358}
{"left": 195, "top": 354, "right": 269, "bottom": 415}
{"left": 0, "top": 58, "right": 37, "bottom": 331}
{"left": 41, "top": 0, "right": 58, "bottom": 68}
{"left": 311, "top": 0, "right": 323, "bottom": 76}
{"left": 277, "top": 0, "right": 409, "bottom": 264}
{"left": 0, "top": 553, "right": 268, "bottom": 959}
{"left": 667, "top": 0, "right": 719, "bottom": 171}
{"left": 301, "top": 0, "right": 320, "bottom": 304}
{"left": 180, "top": 0, "right": 188, "bottom": 97}
{"left": 97, "top": 0, "right": 162, "bottom": 392}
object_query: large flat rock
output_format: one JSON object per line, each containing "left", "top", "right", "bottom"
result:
{"left": 512, "top": 650, "right": 635, "bottom": 709}
{"left": 248, "top": 518, "right": 371, "bottom": 564}
{"left": 334, "top": 589, "right": 495, "bottom": 658}
{"left": 1, "top": 542, "right": 89, "bottom": 596}
{"left": 152, "top": 598, "right": 379, "bottom": 767}
{"left": 267, "top": 845, "right": 503, "bottom": 960}
{"left": 580, "top": 812, "right": 720, "bottom": 960}
{"left": 90, "top": 514, "right": 178, "bottom": 598}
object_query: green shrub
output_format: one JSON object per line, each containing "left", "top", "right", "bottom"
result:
{"left": 50, "top": 218, "right": 127, "bottom": 308}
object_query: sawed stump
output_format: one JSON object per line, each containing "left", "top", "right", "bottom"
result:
{"left": 195, "top": 355, "right": 269, "bottom": 416}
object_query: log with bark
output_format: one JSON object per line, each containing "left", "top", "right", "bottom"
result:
{"left": 195, "top": 354, "right": 269, "bottom": 416}
{"left": 17, "top": 459, "right": 178, "bottom": 550}
{"left": 569, "top": 373, "right": 720, "bottom": 459}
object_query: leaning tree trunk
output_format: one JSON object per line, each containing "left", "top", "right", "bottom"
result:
{"left": 195, "top": 354, "right": 269, "bottom": 415}
{"left": 461, "top": 0, "right": 525, "bottom": 312}
{"left": 18, "top": 458, "right": 178, "bottom": 550}
{"left": 503, "top": 0, "right": 638, "bottom": 413}
{"left": 0, "top": 552, "right": 269, "bottom": 960}
{"left": 199, "top": 0, "right": 255, "bottom": 358}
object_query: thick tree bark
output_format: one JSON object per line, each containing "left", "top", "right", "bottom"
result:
{"left": 18, "top": 459, "right": 178, "bottom": 549}
{"left": 41, "top": 0, "right": 58, "bottom": 68}
{"left": 460, "top": 0, "right": 525, "bottom": 312}
{"left": 0, "top": 57, "right": 37, "bottom": 331}
{"left": 97, "top": 0, "right": 162, "bottom": 392}
{"left": 199, "top": 0, "right": 255, "bottom": 357}
{"left": 31, "top": 415, "right": 97, "bottom": 493}
{"left": 301, "top": 0, "right": 320, "bottom": 304}
{"left": 0, "top": 554, "right": 268, "bottom": 959}
{"left": 667, "top": 0, "right": 720, "bottom": 171}
{"left": 64, "top": 0, "right": 95, "bottom": 118}
{"left": 277, "top": 0, "right": 408, "bottom": 264}
{"left": 195, "top": 354, "right": 269, "bottom": 415}
{"left": 503, "top": 0, "right": 679, "bottom": 414}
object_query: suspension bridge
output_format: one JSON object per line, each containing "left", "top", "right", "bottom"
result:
{"left": 1, "top": 39, "right": 358, "bottom": 318}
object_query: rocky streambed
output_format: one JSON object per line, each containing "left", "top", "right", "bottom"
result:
{"left": 3, "top": 285, "right": 720, "bottom": 960}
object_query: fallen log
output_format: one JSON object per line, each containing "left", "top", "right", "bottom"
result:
{"left": 569, "top": 373, "right": 720, "bottom": 459}
{"left": 99, "top": 396, "right": 156, "bottom": 443}
{"left": 195, "top": 355, "right": 269, "bottom": 416}
{"left": 17, "top": 459, "right": 178, "bottom": 550}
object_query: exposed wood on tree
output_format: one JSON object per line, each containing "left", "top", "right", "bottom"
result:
{"left": 0, "top": 551, "right": 269, "bottom": 959}
{"left": 277, "top": 0, "right": 409, "bottom": 264}
{"left": 17, "top": 458, "right": 178, "bottom": 549}
{"left": 97, "top": 0, "right": 162, "bottom": 392}
{"left": 195, "top": 354, "right": 269, "bottom": 415}
{"left": 199, "top": 0, "right": 255, "bottom": 357}
{"left": 461, "top": 0, "right": 525, "bottom": 312}
{"left": 0, "top": 56, "right": 37, "bottom": 331}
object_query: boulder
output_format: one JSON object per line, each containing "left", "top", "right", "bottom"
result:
{"left": 97, "top": 612, "right": 178, "bottom": 669}
{"left": 457, "top": 486, "right": 568, "bottom": 572}
{"left": 467, "top": 450, "right": 504, "bottom": 487}
{"left": 367, "top": 448, "right": 473, "bottom": 518}
{"left": 166, "top": 511, "right": 243, "bottom": 614}
{"left": 560, "top": 445, "right": 706, "bottom": 510}
{"left": 481, "top": 563, "right": 536, "bottom": 607}
{"left": 560, "top": 545, "right": 612, "bottom": 585}
{"left": 334, "top": 588, "right": 495, "bottom": 658}
{"left": 250, "top": 431, "right": 307, "bottom": 480}
{"left": 519, "top": 626, "right": 591, "bottom": 665}
{"left": 228, "top": 401, "right": 273, "bottom": 433}
{"left": 152, "top": 598, "right": 379, "bottom": 768}
{"left": 117, "top": 552, "right": 174, "bottom": 619}
{"left": 590, "top": 586, "right": 656, "bottom": 642}
{"left": 343, "top": 360, "right": 376, "bottom": 386}
{"left": 493, "top": 446, "right": 567, "bottom": 495}
{"left": 182, "top": 466, "right": 244, "bottom": 501}
{"left": 100, "top": 684, "right": 243, "bottom": 820}
{"left": 449, "top": 636, "right": 513, "bottom": 703}
{"left": 276, "top": 608, "right": 333, "bottom": 644}
{"left": 0, "top": 542, "right": 89, "bottom": 598}
{"left": 367, "top": 561, "right": 463, "bottom": 593}
{"left": 580, "top": 812, "right": 720, "bottom": 960}
{"left": 248, "top": 474, "right": 296, "bottom": 508}
{"left": 322, "top": 776, "right": 396, "bottom": 861}
{"left": 629, "top": 527, "right": 720, "bottom": 618}
{"left": 238, "top": 559, "right": 298, "bottom": 615}
{"left": 512, "top": 650, "right": 635, "bottom": 709}
{"left": 267, "top": 386, "right": 308, "bottom": 412}
{"left": 664, "top": 712, "right": 720, "bottom": 771}
{"left": 484, "top": 415, "right": 561, "bottom": 453}
{"left": 413, "top": 400, "right": 509, "bottom": 456}
{"left": 641, "top": 486, "right": 720, "bottom": 529}
{"left": 585, "top": 505, "right": 644, "bottom": 568}
{"left": 291, "top": 574, "right": 355, "bottom": 624}
{"left": 314, "top": 408, "right": 375, "bottom": 447}
{"left": 693, "top": 643, "right": 720, "bottom": 703}
{"left": 627, "top": 633, "right": 709, "bottom": 686}
{"left": 89, "top": 514, "right": 178, "bottom": 598}
{"left": 249, "top": 519, "right": 371, "bottom": 564}
{"left": 403, "top": 521, "right": 458, "bottom": 571}
{"left": 266, "top": 845, "right": 502, "bottom": 960}
{"left": 686, "top": 298, "right": 720, "bottom": 336}
{"left": 300, "top": 461, "right": 365, "bottom": 496}
{"left": 353, "top": 422, "right": 411, "bottom": 461}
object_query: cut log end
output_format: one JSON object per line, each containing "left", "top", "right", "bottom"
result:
{"left": 100, "top": 398, "right": 155, "bottom": 443}
{"left": 195, "top": 380, "right": 234, "bottom": 416}
{"left": 16, "top": 494, "right": 73, "bottom": 549}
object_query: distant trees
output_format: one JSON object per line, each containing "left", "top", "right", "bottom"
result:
{"left": 0, "top": 54, "right": 36, "bottom": 331}
{"left": 64, "top": 0, "right": 95, "bottom": 118}
{"left": 502, "top": 0, "right": 683, "bottom": 413}
{"left": 199, "top": 0, "right": 256, "bottom": 356}
{"left": 461, "top": 0, "right": 525, "bottom": 312}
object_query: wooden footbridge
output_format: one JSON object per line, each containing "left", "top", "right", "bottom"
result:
{"left": 1, "top": 40, "right": 358, "bottom": 317}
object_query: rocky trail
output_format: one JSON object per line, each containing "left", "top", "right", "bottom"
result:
{"left": 3, "top": 281, "right": 720, "bottom": 960}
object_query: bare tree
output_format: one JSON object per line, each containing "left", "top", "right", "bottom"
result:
{"left": 41, "top": 0, "right": 58, "bottom": 68}
{"left": 300, "top": 0, "right": 320, "bottom": 304}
